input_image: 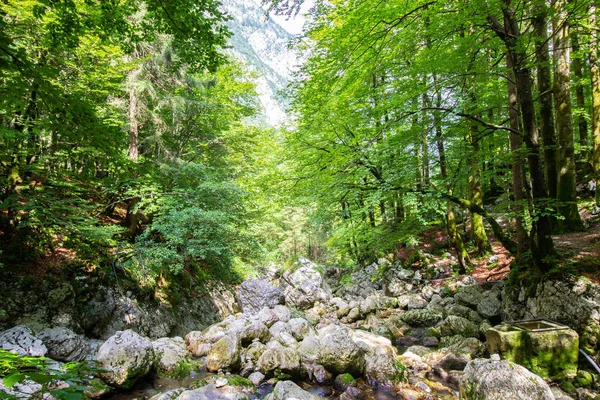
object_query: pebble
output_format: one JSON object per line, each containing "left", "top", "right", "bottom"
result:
{"left": 215, "top": 378, "right": 228, "bottom": 388}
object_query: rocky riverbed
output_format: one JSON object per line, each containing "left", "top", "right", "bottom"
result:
{"left": 2, "top": 257, "right": 600, "bottom": 399}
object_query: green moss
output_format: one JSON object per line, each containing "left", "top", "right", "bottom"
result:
{"left": 157, "top": 360, "right": 193, "bottom": 378}
{"left": 393, "top": 360, "right": 408, "bottom": 383}
{"left": 225, "top": 375, "right": 255, "bottom": 388}
{"left": 559, "top": 380, "right": 577, "bottom": 393}
{"left": 575, "top": 370, "right": 594, "bottom": 388}
{"left": 337, "top": 373, "right": 355, "bottom": 385}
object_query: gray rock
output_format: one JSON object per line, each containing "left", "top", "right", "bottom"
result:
{"left": 152, "top": 337, "right": 191, "bottom": 377}
{"left": 477, "top": 294, "right": 501, "bottom": 319}
{"left": 318, "top": 325, "right": 364, "bottom": 375}
{"left": 207, "top": 335, "right": 241, "bottom": 372}
{"left": 287, "top": 318, "right": 312, "bottom": 341}
{"left": 272, "top": 305, "right": 291, "bottom": 323}
{"left": 454, "top": 286, "right": 484, "bottom": 309}
{"left": 233, "top": 319, "right": 270, "bottom": 345}
{"left": 248, "top": 371, "right": 265, "bottom": 386}
{"left": 257, "top": 308, "right": 278, "bottom": 328}
{"left": 268, "top": 321, "right": 289, "bottom": 338}
{"left": 237, "top": 280, "right": 284, "bottom": 314}
{"left": 96, "top": 329, "right": 154, "bottom": 388}
{"left": 439, "top": 335, "right": 486, "bottom": 358}
{"left": 407, "top": 295, "right": 428, "bottom": 310}
{"left": 354, "top": 330, "right": 405, "bottom": 389}
{"left": 280, "top": 258, "right": 331, "bottom": 309}
{"left": 0, "top": 326, "right": 47, "bottom": 357}
{"left": 256, "top": 343, "right": 301, "bottom": 375}
{"left": 298, "top": 335, "right": 321, "bottom": 364}
{"left": 399, "top": 310, "right": 443, "bottom": 327}
{"left": 177, "top": 384, "right": 249, "bottom": 400}
{"left": 459, "top": 358, "right": 555, "bottom": 400}
{"left": 439, "top": 316, "right": 480, "bottom": 338}
{"left": 38, "top": 327, "right": 89, "bottom": 362}
{"left": 270, "top": 381, "right": 320, "bottom": 400}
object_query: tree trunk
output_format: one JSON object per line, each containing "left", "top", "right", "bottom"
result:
{"left": 507, "top": 51, "right": 530, "bottom": 261}
{"left": 468, "top": 116, "right": 492, "bottom": 254}
{"left": 533, "top": 3, "right": 558, "bottom": 200}
{"left": 553, "top": 1, "right": 584, "bottom": 232}
{"left": 590, "top": 6, "right": 600, "bottom": 206}
{"left": 433, "top": 79, "right": 469, "bottom": 273}
{"left": 128, "top": 86, "right": 139, "bottom": 162}
{"left": 572, "top": 31, "right": 589, "bottom": 156}
{"left": 490, "top": 2, "right": 556, "bottom": 271}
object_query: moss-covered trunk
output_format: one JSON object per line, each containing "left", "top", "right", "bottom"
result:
{"left": 590, "top": 6, "right": 600, "bottom": 206}
{"left": 553, "top": 1, "right": 584, "bottom": 232}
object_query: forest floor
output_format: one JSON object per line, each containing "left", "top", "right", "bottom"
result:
{"left": 411, "top": 199, "right": 600, "bottom": 287}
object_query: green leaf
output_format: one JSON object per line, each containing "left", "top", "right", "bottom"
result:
{"left": 2, "top": 373, "right": 25, "bottom": 388}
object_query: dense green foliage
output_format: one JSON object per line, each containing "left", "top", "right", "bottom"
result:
{"left": 266, "top": 0, "right": 600, "bottom": 272}
{"left": 0, "top": 0, "right": 271, "bottom": 291}
{"left": 0, "top": 349, "right": 101, "bottom": 399}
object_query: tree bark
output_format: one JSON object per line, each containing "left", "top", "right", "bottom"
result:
{"left": 590, "top": 6, "right": 600, "bottom": 206}
{"left": 489, "top": 1, "right": 556, "bottom": 271}
{"left": 533, "top": 2, "right": 558, "bottom": 200}
{"left": 128, "top": 86, "right": 139, "bottom": 162}
{"left": 553, "top": 0, "right": 584, "bottom": 232}
{"left": 572, "top": 31, "right": 588, "bottom": 154}
{"left": 433, "top": 77, "right": 470, "bottom": 273}
{"left": 468, "top": 108, "right": 492, "bottom": 254}
{"left": 507, "top": 51, "right": 530, "bottom": 261}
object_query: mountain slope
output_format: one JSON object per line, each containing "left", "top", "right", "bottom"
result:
{"left": 222, "top": 0, "right": 298, "bottom": 126}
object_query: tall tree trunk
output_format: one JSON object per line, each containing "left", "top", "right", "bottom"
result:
{"left": 434, "top": 78, "right": 469, "bottom": 273}
{"left": 572, "top": 31, "right": 589, "bottom": 157}
{"left": 128, "top": 86, "right": 139, "bottom": 162}
{"left": 468, "top": 112, "right": 492, "bottom": 254}
{"left": 421, "top": 91, "right": 430, "bottom": 186}
{"left": 590, "top": 6, "right": 600, "bottom": 206}
{"left": 490, "top": 1, "right": 556, "bottom": 271}
{"left": 553, "top": 0, "right": 584, "bottom": 232}
{"left": 507, "top": 51, "right": 530, "bottom": 261}
{"left": 533, "top": 3, "right": 558, "bottom": 200}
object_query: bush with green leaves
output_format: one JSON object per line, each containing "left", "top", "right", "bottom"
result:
{"left": 0, "top": 350, "right": 102, "bottom": 400}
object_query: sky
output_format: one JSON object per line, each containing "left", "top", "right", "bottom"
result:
{"left": 268, "top": 1, "right": 314, "bottom": 35}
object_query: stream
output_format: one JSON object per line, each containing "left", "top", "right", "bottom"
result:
{"left": 107, "top": 369, "right": 399, "bottom": 400}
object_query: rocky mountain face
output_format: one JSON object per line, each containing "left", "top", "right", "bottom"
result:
{"left": 222, "top": 0, "right": 298, "bottom": 126}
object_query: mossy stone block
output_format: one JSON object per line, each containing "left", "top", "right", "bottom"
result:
{"left": 485, "top": 322, "right": 579, "bottom": 381}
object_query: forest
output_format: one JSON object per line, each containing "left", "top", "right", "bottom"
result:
{"left": 1, "top": 0, "right": 600, "bottom": 399}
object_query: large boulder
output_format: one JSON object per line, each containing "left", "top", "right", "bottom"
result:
{"left": 439, "top": 335, "right": 486, "bottom": 358}
{"left": 280, "top": 258, "right": 331, "bottom": 309}
{"left": 477, "top": 294, "right": 502, "bottom": 319}
{"left": 318, "top": 325, "right": 365, "bottom": 375}
{"left": 153, "top": 337, "right": 192, "bottom": 378}
{"left": 177, "top": 384, "right": 249, "bottom": 400}
{"left": 96, "top": 329, "right": 154, "bottom": 388}
{"left": 459, "top": 358, "right": 555, "bottom": 399}
{"left": 256, "top": 343, "right": 301, "bottom": 375}
{"left": 237, "top": 280, "right": 284, "bottom": 314}
{"left": 38, "top": 327, "right": 89, "bottom": 362}
{"left": 0, "top": 326, "right": 47, "bottom": 357}
{"left": 455, "top": 286, "right": 484, "bottom": 309}
{"left": 354, "top": 330, "right": 406, "bottom": 389}
{"left": 287, "top": 318, "right": 312, "bottom": 341}
{"left": 439, "top": 316, "right": 480, "bottom": 338}
{"left": 207, "top": 335, "right": 241, "bottom": 372}
{"left": 268, "top": 380, "right": 320, "bottom": 400}
{"left": 399, "top": 310, "right": 443, "bottom": 327}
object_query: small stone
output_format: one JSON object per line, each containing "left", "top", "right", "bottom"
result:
{"left": 248, "top": 371, "right": 265, "bottom": 386}
{"left": 215, "top": 377, "right": 228, "bottom": 388}
{"left": 414, "top": 381, "right": 431, "bottom": 392}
